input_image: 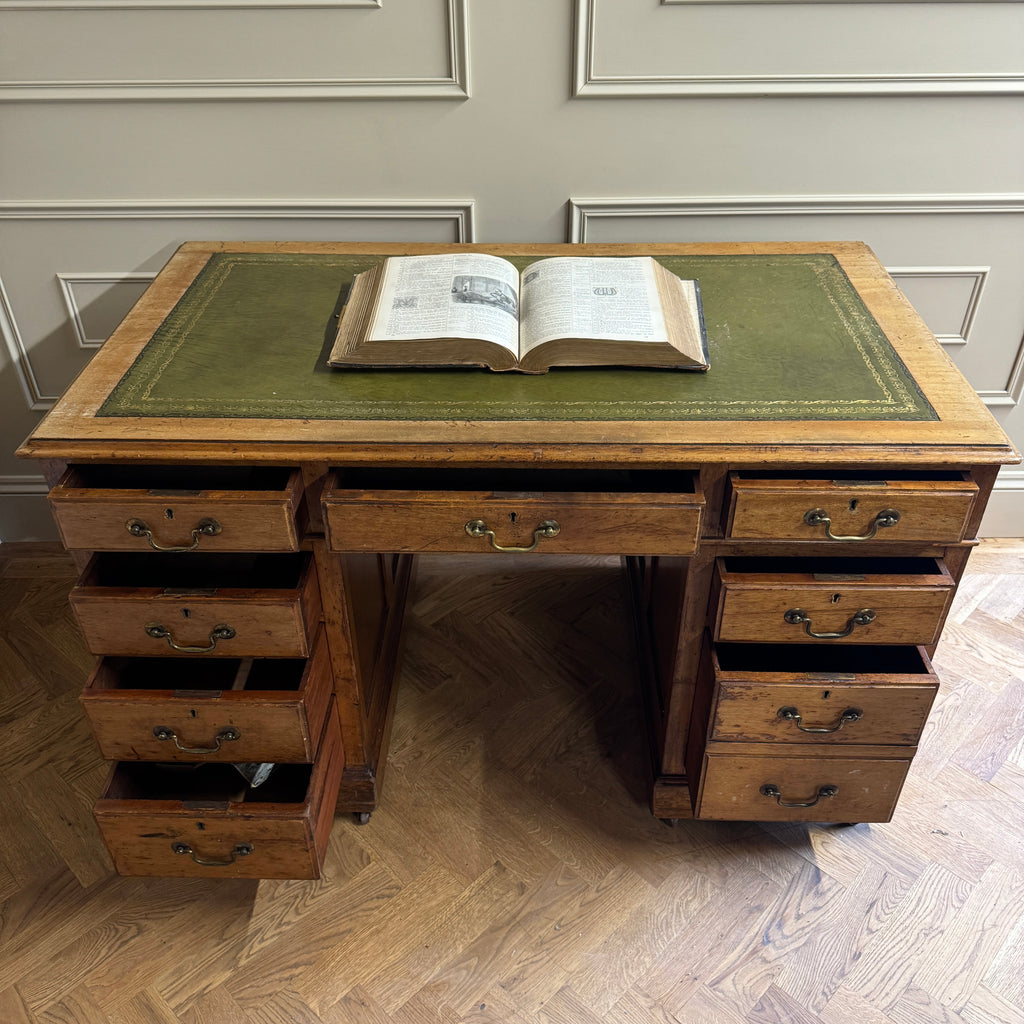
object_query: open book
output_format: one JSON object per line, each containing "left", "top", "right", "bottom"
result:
{"left": 328, "top": 253, "right": 709, "bottom": 374}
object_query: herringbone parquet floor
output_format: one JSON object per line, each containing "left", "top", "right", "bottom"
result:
{"left": 1, "top": 541, "right": 1022, "bottom": 1024}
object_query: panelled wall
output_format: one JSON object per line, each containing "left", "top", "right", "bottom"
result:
{"left": 1, "top": 0, "right": 1022, "bottom": 538}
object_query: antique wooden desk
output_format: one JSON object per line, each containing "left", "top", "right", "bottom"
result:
{"left": 19, "top": 241, "right": 1019, "bottom": 879}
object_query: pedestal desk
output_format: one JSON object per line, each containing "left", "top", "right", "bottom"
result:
{"left": 19, "top": 241, "right": 1019, "bottom": 879}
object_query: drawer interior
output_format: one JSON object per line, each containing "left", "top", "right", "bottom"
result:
{"left": 105, "top": 761, "right": 313, "bottom": 804}
{"left": 88, "top": 656, "right": 310, "bottom": 693}
{"left": 714, "top": 643, "right": 929, "bottom": 675}
{"left": 729, "top": 469, "right": 969, "bottom": 483}
{"left": 81, "top": 552, "right": 308, "bottom": 590}
{"left": 61, "top": 464, "right": 295, "bottom": 493}
{"left": 330, "top": 466, "right": 698, "bottom": 495}
{"left": 720, "top": 556, "right": 944, "bottom": 577}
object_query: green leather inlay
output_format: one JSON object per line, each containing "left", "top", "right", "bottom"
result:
{"left": 100, "top": 252, "right": 936, "bottom": 422}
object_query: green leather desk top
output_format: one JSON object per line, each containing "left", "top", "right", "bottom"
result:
{"left": 99, "top": 251, "right": 935, "bottom": 423}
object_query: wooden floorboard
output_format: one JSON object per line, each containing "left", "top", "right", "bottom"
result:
{"left": 1, "top": 542, "right": 1022, "bottom": 1023}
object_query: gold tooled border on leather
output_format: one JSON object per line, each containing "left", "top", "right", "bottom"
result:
{"left": 99, "top": 252, "right": 937, "bottom": 423}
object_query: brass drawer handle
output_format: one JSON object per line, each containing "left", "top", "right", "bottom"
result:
{"left": 784, "top": 607, "right": 875, "bottom": 639}
{"left": 803, "top": 507, "right": 900, "bottom": 542}
{"left": 465, "top": 518, "right": 560, "bottom": 553}
{"left": 171, "top": 841, "right": 253, "bottom": 866}
{"left": 126, "top": 517, "right": 222, "bottom": 552}
{"left": 778, "top": 706, "right": 863, "bottom": 733}
{"left": 153, "top": 725, "right": 240, "bottom": 753}
{"left": 145, "top": 623, "right": 236, "bottom": 653}
{"left": 760, "top": 783, "right": 838, "bottom": 808}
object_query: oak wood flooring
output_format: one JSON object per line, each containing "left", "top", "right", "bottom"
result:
{"left": 1, "top": 541, "right": 1022, "bottom": 1024}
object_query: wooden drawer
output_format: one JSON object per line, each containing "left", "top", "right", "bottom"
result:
{"left": 94, "top": 700, "right": 342, "bottom": 879}
{"left": 712, "top": 556, "right": 954, "bottom": 645}
{"left": 49, "top": 465, "right": 305, "bottom": 553}
{"left": 696, "top": 749, "right": 911, "bottom": 822}
{"left": 70, "top": 552, "right": 321, "bottom": 658}
{"left": 725, "top": 471, "right": 978, "bottom": 543}
{"left": 81, "top": 626, "right": 332, "bottom": 763}
{"left": 706, "top": 641, "right": 938, "bottom": 745}
{"left": 322, "top": 468, "right": 703, "bottom": 556}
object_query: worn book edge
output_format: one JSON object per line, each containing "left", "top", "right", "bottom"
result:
{"left": 328, "top": 256, "right": 709, "bottom": 374}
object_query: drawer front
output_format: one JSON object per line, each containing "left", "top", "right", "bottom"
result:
{"left": 726, "top": 473, "right": 978, "bottom": 543}
{"left": 93, "top": 702, "right": 343, "bottom": 879}
{"left": 324, "top": 488, "right": 703, "bottom": 556}
{"left": 321, "top": 475, "right": 704, "bottom": 557}
{"left": 713, "top": 558, "right": 954, "bottom": 646}
{"left": 697, "top": 752, "right": 911, "bottom": 822}
{"left": 70, "top": 553, "right": 321, "bottom": 658}
{"left": 49, "top": 465, "right": 305, "bottom": 553}
{"left": 708, "top": 646, "right": 939, "bottom": 745}
{"left": 81, "top": 627, "right": 332, "bottom": 763}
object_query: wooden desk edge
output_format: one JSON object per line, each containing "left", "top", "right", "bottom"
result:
{"left": 18, "top": 241, "right": 1019, "bottom": 468}
{"left": 17, "top": 436, "right": 1020, "bottom": 471}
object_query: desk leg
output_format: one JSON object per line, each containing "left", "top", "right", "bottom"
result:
{"left": 312, "top": 541, "right": 416, "bottom": 816}
{"left": 628, "top": 549, "right": 717, "bottom": 820}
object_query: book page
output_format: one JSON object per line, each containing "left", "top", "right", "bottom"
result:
{"left": 367, "top": 253, "right": 519, "bottom": 355}
{"left": 518, "top": 256, "right": 669, "bottom": 354}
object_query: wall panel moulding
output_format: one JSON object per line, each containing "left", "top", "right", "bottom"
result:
{"left": 0, "top": 2, "right": 381, "bottom": 7}
{"left": 0, "top": 0, "right": 469, "bottom": 100}
{"left": 573, "top": 0, "right": 1024, "bottom": 96}
{"left": 567, "top": 195, "right": 1024, "bottom": 410}
{"left": 0, "top": 199, "right": 476, "bottom": 410}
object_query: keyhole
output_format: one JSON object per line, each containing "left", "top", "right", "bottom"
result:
{"left": 849, "top": 499, "right": 859, "bottom": 513}
{"left": 822, "top": 690, "right": 831, "bottom": 700}
{"left": 831, "top": 593, "right": 841, "bottom": 604}
{"left": 197, "top": 821, "right": 206, "bottom": 831}
{"left": 509, "top": 511, "right": 518, "bottom": 524}
{"left": 182, "top": 607, "right": 191, "bottom": 619}
{"left": 189, "top": 708, "right": 197, "bottom": 718}
{"left": 164, "top": 507, "right": 174, "bottom": 520}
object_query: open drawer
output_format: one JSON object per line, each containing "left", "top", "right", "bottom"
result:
{"left": 322, "top": 467, "right": 704, "bottom": 556}
{"left": 93, "top": 701, "right": 342, "bottom": 879}
{"left": 49, "top": 465, "right": 306, "bottom": 552}
{"left": 70, "top": 552, "right": 321, "bottom": 658}
{"left": 81, "top": 627, "right": 333, "bottom": 763}
{"left": 711, "top": 556, "right": 955, "bottom": 646}
{"left": 705, "top": 641, "right": 939, "bottom": 745}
